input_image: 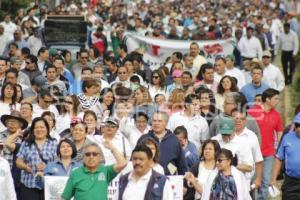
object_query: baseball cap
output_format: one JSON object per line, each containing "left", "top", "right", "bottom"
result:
{"left": 105, "top": 117, "right": 119, "bottom": 126}
{"left": 262, "top": 51, "right": 272, "bottom": 58}
{"left": 218, "top": 117, "right": 235, "bottom": 135}
{"left": 226, "top": 55, "right": 235, "bottom": 62}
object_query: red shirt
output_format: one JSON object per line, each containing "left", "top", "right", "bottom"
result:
{"left": 248, "top": 105, "right": 283, "bottom": 157}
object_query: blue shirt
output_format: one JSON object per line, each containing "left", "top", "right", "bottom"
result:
{"left": 17, "top": 139, "right": 57, "bottom": 188}
{"left": 183, "top": 141, "right": 199, "bottom": 170}
{"left": 277, "top": 131, "right": 300, "bottom": 179}
{"left": 44, "top": 160, "right": 82, "bottom": 176}
{"left": 240, "top": 82, "right": 269, "bottom": 104}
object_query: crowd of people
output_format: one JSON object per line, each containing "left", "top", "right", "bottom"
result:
{"left": 0, "top": 0, "right": 300, "bottom": 200}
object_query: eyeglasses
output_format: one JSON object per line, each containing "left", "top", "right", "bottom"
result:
{"left": 85, "top": 152, "right": 99, "bottom": 157}
{"left": 43, "top": 99, "right": 53, "bottom": 104}
{"left": 81, "top": 57, "right": 88, "bottom": 59}
{"left": 152, "top": 76, "right": 159, "bottom": 79}
{"left": 64, "top": 100, "right": 73, "bottom": 104}
{"left": 216, "top": 158, "right": 228, "bottom": 163}
{"left": 262, "top": 56, "right": 270, "bottom": 59}
{"left": 118, "top": 72, "right": 127, "bottom": 74}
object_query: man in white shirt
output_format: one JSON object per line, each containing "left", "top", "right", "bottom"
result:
{"left": 276, "top": 22, "right": 299, "bottom": 85}
{"left": 189, "top": 42, "right": 207, "bottom": 72}
{"left": 110, "top": 65, "right": 131, "bottom": 88}
{"left": 183, "top": 53, "right": 198, "bottom": 80}
{"left": 46, "top": 65, "right": 67, "bottom": 95}
{"left": 232, "top": 109, "right": 263, "bottom": 191}
{"left": 115, "top": 144, "right": 174, "bottom": 200}
{"left": 167, "top": 94, "right": 209, "bottom": 150}
{"left": 214, "top": 56, "right": 227, "bottom": 83}
{"left": 0, "top": 147, "right": 17, "bottom": 200}
{"left": 27, "top": 28, "right": 42, "bottom": 56}
{"left": 212, "top": 117, "right": 253, "bottom": 177}
{"left": 238, "top": 26, "right": 263, "bottom": 60}
{"left": 261, "top": 50, "right": 285, "bottom": 91}
{"left": 0, "top": 25, "right": 8, "bottom": 56}
{"left": 0, "top": 14, "right": 17, "bottom": 41}
{"left": 225, "top": 55, "right": 246, "bottom": 89}
{"left": 32, "top": 90, "right": 59, "bottom": 120}
{"left": 94, "top": 117, "right": 132, "bottom": 165}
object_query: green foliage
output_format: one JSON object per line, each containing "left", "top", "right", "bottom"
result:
{"left": 290, "top": 15, "right": 300, "bottom": 117}
{"left": 0, "top": 0, "right": 31, "bottom": 20}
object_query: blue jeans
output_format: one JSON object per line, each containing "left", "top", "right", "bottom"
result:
{"left": 258, "top": 156, "right": 274, "bottom": 200}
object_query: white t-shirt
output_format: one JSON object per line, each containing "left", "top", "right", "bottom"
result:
{"left": 167, "top": 112, "right": 209, "bottom": 150}
{"left": 195, "top": 162, "right": 214, "bottom": 199}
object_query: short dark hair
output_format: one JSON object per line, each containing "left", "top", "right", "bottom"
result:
{"left": 174, "top": 125, "right": 188, "bottom": 139}
{"left": 27, "top": 54, "right": 38, "bottom": 65}
{"left": 119, "top": 43, "right": 127, "bottom": 53}
{"left": 132, "top": 144, "right": 153, "bottom": 160}
{"left": 133, "top": 112, "right": 149, "bottom": 122}
{"left": 38, "top": 47, "right": 48, "bottom": 56}
{"left": 45, "top": 64, "right": 57, "bottom": 72}
{"left": 284, "top": 23, "right": 290, "bottom": 28}
{"left": 182, "top": 71, "right": 192, "bottom": 78}
{"left": 81, "top": 66, "right": 93, "bottom": 74}
{"left": 185, "top": 93, "right": 199, "bottom": 104}
{"left": 197, "top": 62, "right": 214, "bottom": 80}
{"left": 262, "top": 88, "right": 279, "bottom": 103}
{"left": 57, "top": 138, "right": 77, "bottom": 159}
{"left": 0, "top": 57, "right": 8, "bottom": 64}
{"left": 6, "top": 67, "right": 18, "bottom": 78}
{"left": 172, "top": 52, "right": 183, "bottom": 60}
{"left": 53, "top": 56, "right": 65, "bottom": 65}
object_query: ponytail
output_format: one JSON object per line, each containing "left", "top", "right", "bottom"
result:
{"left": 231, "top": 154, "right": 238, "bottom": 166}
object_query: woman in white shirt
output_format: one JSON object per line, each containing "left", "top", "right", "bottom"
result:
{"left": 148, "top": 70, "right": 167, "bottom": 101}
{"left": 56, "top": 95, "right": 84, "bottom": 134}
{"left": 214, "top": 76, "right": 238, "bottom": 112}
{"left": 184, "top": 139, "right": 221, "bottom": 200}
{"left": 201, "top": 148, "right": 251, "bottom": 200}
{"left": 0, "top": 83, "right": 20, "bottom": 132}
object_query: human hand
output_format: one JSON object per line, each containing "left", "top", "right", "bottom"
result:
{"left": 25, "top": 164, "right": 33, "bottom": 174}
{"left": 36, "top": 162, "right": 46, "bottom": 172}
{"left": 102, "top": 139, "right": 115, "bottom": 151}
{"left": 185, "top": 172, "right": 196, "bottom": 186}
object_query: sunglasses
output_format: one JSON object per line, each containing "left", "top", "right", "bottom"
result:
{"left": 81, "top": 57, "right": 88, "bottom": 59}
{"left": 152, "top": 76, "right": 160, "bottom": 79}
{"left": 262, "top": 56, "right": 270, "bottom": 59}
{"left": 105, "top": 123, "right": 117, "bottom": 128}
{"left": 85, "top": 152, "right": 99, "bottom": 157}
{"left": 118, "top": 72, "right": 127, "bottom": 74}
{"left": 216, "top": 158, "right": 228, "bottom": 163}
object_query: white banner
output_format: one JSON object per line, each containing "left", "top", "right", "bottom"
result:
{"left": 126, "top": 32, "right": 236, "bottom": 68}
{"left": 45, "top": 176, "right": 70, "bottom": 200}
{"left": 45, "top": 175, "right": 183, "bottom": 200}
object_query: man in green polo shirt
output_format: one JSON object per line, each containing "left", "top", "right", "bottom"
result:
{"left": 62, "top": 141, "right": 127, "bottom": 200}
